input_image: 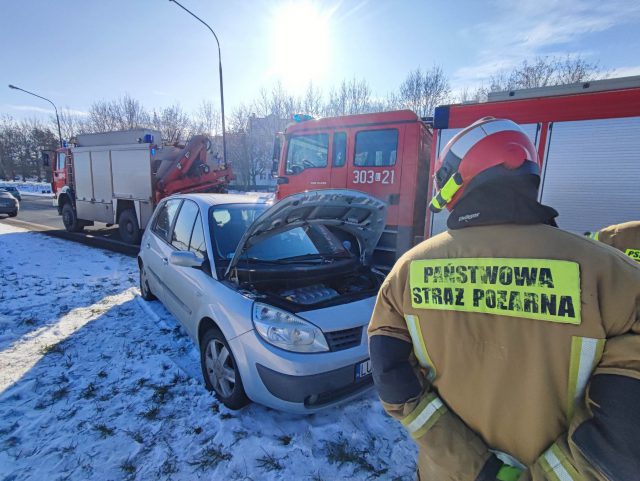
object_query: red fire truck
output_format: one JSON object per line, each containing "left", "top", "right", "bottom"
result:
{"left": 47, "top": 130, "right": 233, "bottom": 244}
{"left": 273, "top": 76, "right": 640, "bottom": 267}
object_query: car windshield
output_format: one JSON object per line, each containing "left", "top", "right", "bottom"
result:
{"left": 209, "top": 203, "right": 353, "bottom": 263}
{"left": 209, "top": 204, "right": 268, "bottom": 260}
{"left": 244, "top": 225, "right": 351, "bottom": 262}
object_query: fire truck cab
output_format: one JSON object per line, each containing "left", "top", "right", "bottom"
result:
{"left": 273, "top": 110, "right": 432, "bottom": 267}
{"left": 274, "top": 76, "right": 640, "bottom": 268}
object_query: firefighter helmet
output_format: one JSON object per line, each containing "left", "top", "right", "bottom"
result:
{"left": 430, "top": 117, "right": 540, "bottom": 213}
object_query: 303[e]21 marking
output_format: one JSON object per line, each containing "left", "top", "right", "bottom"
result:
{"left": 353, "top": 169, "right": 395, "bottom": 185}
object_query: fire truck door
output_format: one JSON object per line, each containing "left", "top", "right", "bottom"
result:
{"left": 278, "top": 132, "right": 331, "bottom": 197}
{"left": 329, "top": 132, "right": 348, "bottom": 188}
{"left": 346, "top": 126, "right": 404, "bottom": 226}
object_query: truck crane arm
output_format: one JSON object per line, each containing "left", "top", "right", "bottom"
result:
{"left": 154, "top": 135, "right": 234, "bottom": 203}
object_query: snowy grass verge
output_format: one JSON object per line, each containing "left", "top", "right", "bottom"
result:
{"left": 0, "top": 222, "right": 416, "bottom": 480}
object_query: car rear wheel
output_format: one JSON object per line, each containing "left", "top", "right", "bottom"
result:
{"left": 8, "top": 210, "right": 17, "bottom": 217}
{"left": 200, "top": 328, "right": 249, "bottom": 410}
{"left": 139, "top": 263, "right": 156, "bottom": 301}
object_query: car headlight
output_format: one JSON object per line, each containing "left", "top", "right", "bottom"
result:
{"left": 252, "top": 302, "right": 329, "bottom": 353}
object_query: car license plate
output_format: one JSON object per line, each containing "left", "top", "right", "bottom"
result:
{"left": 355, "top": 359, "right": 372, "bottom": 380}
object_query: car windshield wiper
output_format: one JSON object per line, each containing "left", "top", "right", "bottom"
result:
{"left": 240, "top": 253, "right": 350, "bottom": 265}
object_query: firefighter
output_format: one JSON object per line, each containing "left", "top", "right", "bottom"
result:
{"left": 586, "top": 221, "right": 640, "bottom": 262}
{"left": 368, "top": 117, "right": 640, "bottom": 481}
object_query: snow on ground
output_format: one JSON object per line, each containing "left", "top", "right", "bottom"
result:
{"left": 0, "top": 223, "right": 416, "bottom": 481}
{"left": 0, "top": 181, "right": 52, "bottom": 196}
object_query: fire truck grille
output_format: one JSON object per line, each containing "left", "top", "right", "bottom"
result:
{"left": 325, "top": 327, "right": 363, "bottom": 352}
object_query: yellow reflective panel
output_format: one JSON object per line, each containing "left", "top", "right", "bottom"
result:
{"left": 625, "top": 248, "right": 640, "bottom": 262}
{"left": 409, "top": 258, "right": 581, "bottom": 324}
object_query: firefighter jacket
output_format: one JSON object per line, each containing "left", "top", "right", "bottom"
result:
{"left": 368, "top": 223, "right": 640, "bottom": 481}
{"left": 591, "top": 220, "right": 640, "bottom": 262}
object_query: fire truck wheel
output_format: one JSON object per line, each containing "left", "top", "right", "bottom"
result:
{"left": 61, "top": 203, "right": 83, "bottom": 232}
{"left": 118, "top": 209, "right": 141, "bottom": 245}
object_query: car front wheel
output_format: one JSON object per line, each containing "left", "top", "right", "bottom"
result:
{"left": 9, "top": 210, "right": 17, "bottom": 217}
{"left": 200, "top": 328, "right": 249, "bottom": 410}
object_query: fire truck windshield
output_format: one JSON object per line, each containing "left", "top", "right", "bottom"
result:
{"left": 285, "top": 134, "right": 328, "bottom": 174}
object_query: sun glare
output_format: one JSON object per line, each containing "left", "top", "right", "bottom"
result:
{"left": 271, "top": 1, "right": 331, "bottom": 92}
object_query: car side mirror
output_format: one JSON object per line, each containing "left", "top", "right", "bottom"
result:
{"left": 169, "top": 251, "right": 204, "bottom": 268}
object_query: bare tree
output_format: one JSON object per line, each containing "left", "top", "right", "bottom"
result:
{"left": 55, "top": 108, "right": 90, "bottom": 141}
{"left": 87, "top": 94, "right": 150, "bottom": 132}
{"left": 0, "top": 116, "right": 57, "bottom": 181}
{"left": 489, "top": 55, "right": 604, "bottom": 92}
{"left": 301, "top": 82, "right": 324, "bottom": 117}
{"left": 150, "top": 104, "right": 190, "bottom": 143}
{"left": 324, "top": 78, "right": 374, "bottom": 116}
{"left": 398, "top": 66, "right": 451, "bottom": 117}
{"left": 192, "top": 100, "right": 221, "bottom": 137}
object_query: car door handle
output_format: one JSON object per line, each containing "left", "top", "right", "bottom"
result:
{"left": 162, "top": 258, "right": 168, "bottom": 265}
{"left": 146, "top": 242, "right": 150, "bottom": 249}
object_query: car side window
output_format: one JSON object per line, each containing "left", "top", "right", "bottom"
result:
{"left": 171, "top": 200, "right": 199, "bottom": 251}
{"left": 152, "top": 199, "right": 181, "bottom": 242}
{"left": 188, "top": 212, "right": 207, "bottom": 259}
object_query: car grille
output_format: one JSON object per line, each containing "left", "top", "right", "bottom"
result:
{"left": 325, "top": 327, "right": 362, "bottom": 352}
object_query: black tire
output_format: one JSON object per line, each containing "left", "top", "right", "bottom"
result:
{"left": 200, "top": 327, "right": 249, "bottom": 410}
{"left": 61, "top": 203, "right": 83, "bottom": 232}
{"left": 139, "top": 262, "right": 156, "bottom": 301}
{"left": 8, "top": 210, "right": 17, "bottom": 218}
{"left": 118, "top": 208, "right": 141, "bottom": 245}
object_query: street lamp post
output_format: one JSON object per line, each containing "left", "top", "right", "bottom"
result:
{"left": 8, "top": 84, "right": 63, "bottom": 148}
{"left": 169, "top": 0, "right": 228, "bottom": 165}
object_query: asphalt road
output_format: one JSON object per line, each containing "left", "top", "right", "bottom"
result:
{"left": 0, "top": 195, "right": 139, "bottom": 256}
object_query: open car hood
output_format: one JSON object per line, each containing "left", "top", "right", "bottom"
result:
{"left": 226, "top": 189, "right": 388, "bottom": 277}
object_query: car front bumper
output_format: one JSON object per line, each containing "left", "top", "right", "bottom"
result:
{"left": 229, "top": 326, "right": 373, "bottom": 413}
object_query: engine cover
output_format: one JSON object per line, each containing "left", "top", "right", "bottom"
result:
{"left": 280, "top": 284, "right": 339, "bottom": 305}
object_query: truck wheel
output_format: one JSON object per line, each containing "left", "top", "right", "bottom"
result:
{"left": 200, "top": 327, "right": 249, "bottom": 410}
{"left": 119, "top": 209, "right": 141, "bottom": 244}
{"left": 61, "top": 203, "right": 83, "bottom": 232}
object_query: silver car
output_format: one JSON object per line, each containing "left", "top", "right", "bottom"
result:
{"left": 138, "top": 190, "right": 387, "bottom": 413}
{"left": 0, "top": 190, "right": 19, "bottom": 217}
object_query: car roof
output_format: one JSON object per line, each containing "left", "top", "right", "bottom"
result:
{"left": 166, "top": 192, "right": 274, "bottom": 209}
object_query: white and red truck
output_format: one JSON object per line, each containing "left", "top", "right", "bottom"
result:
{"left": 272, "top": 75, "right": 640, "bottom": 268}
{"left": 49, "top": 129, "right": 233, "bottom": 244}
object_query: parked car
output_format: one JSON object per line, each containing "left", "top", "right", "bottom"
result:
{"left": 0, "top": 190, "right": 19, "bottom": 217}
{"left": 138, "top": 190, "right": 387, "bottom": 412}
{"left": 0, "top": 186, "right": 22, "bottom": 202}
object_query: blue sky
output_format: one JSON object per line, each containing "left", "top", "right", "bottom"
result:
{"left": 1, "top": 0, "right": 639, "bottom": 122}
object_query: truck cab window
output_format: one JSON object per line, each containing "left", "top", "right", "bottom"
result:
{"left": 171, "top": 200, "right": 199, "bottom": 251}
{"left": 285, "top": 134, "right": 329, "bottom": 174}
{"left": 354, "top": 129, "right": 398, "bottom": 167}
{"left": 57, "top": 152, "right": 66, "bottom": 170}
{"left": 333, "top": 132, "right": 347, "bottom": 167}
